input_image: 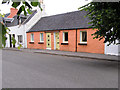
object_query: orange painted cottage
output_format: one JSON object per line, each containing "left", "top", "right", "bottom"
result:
{"left": 27, "top": 11, "right": 104, "bottom": 54}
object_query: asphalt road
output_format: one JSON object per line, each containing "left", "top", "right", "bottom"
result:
{"left": 2, "top": 50, "right": 118, "bottom": 88}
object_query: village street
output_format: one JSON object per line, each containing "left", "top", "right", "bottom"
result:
{"left": 2, "top": 50, "right": 118, "bottom": 88}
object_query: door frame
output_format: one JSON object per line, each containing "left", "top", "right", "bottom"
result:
{"left": 54, "top": 32, "right": 60, "bottom": 50}
{"left": 13, "top": 34, "right": 15, "bottom": 48}
{"left": 9, "top": 34, "right": 12, "bottom": 48}
{"left": 54, "top": 33, "right": 56, "bottom": 50}
{"left": 46, "top": 33, "right": 51, "bottom": 50}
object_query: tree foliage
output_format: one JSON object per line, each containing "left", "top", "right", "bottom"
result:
{"left": 2, "top": 0, "right": 42, "bottom": 16}
{"left": 79, "top": 2, "right": 120, "bottom": 45}
{"left": 0, "top": 22, "right": 8, "bottom": 48}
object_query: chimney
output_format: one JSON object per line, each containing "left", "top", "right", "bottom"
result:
{"left": 39, "top": 0, "right": 45, "bottom": 11}
{"left": 7, "top": 8, "right": 18, "bottom": 18}
{"left": 40, "top": 0, "right": 43, "bottom": 3}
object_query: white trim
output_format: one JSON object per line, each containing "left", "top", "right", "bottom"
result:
{"left": 31, "top": 33, "right": 34, "bottom": 42}
{"left": 106, "top": 53, "right": 119, "bottom": 56}
{"left": 80, "top": 31, "right": 87, "bottom": 43}
{"left": 54, "top": 33, "right": 56, "bottom": 50}
{"left": 63, "top": 32, "right": 68, "bottom": 43}
{"left": 46, "top": 48, "right": 51, "bottom": 50}
{"left": 46, "top": 33, "right": 51, "bottom": 50}
{"left": 17, "top": 35, "right": 23, "bottom": 44}
{"left": 40, "top": 33, "right": 44, "bottom": 42}
{"left": 4, "top": 18, "right": 14, "bottom": 23}
{"left": 80, "top": 42, "right": 87, "bottom": 44}
{"left": 11, "top": 18, "right": 14, "bottom": 22}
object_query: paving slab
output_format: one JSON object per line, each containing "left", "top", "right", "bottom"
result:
{"left": 3, "top": 48, "right": 119, "bottom": 62}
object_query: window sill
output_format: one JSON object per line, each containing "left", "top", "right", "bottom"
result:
{"left": 38, "top": 42, "right": 44, "bottom": 44}
{"left": 61, "top": 43, "right": 69, "bottom": 45}
{"left": 78, "top": 43, "right": 87, "bottom": 45}
{"left": 29, "top": 42, "right": 34, "bottom": 44}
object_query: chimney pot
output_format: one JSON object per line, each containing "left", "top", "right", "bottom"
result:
{"left": 7, "top": 8, "right": 18, "bottom": 18}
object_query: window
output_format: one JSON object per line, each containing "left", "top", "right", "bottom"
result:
{"left": 63, "top": 32, "right": 68, "bottom": 43}
{"left": 5, "top": 18, "right": 14, "bottom": 23}
{"left": 40, "top": 33, "right": 44, "bottom": 42}
{"left": 17, "top": 17, "right": 22, "bottom": 25}
{"left": 80, "top": 31, "right": 87, "bottom": 43}
{"left": 18, "top": 35, "right": 22, "bottom": 43}
{"left": 31, "top": 33, "right": 34, "bottom": 42}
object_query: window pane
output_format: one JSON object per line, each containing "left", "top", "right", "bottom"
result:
{"left": 40, "top": 33, "right": 44, "bottom": 41}
{"left": 18, "top": 35, "right": 22, "bottom": 43}
{"left": 31, "top": 34, "right": 34, "bottom": 41}
{"left": 65, "top": 32, "right": 68, "bottom": 41}
{"left": 32, "top": 34, "right": 34, "bottom": 41}
{"left": 82, "top": 32, "right": 87, "bottom": 42}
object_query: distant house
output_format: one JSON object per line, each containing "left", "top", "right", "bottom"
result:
{"left": 27, "top": 11, "right": 105, "bottom": 54}
{"left": 105, "top": 41, "right": 120, "bottom": 56}
{"left": 5, "top": 3, "right": 46, "bottom": 48}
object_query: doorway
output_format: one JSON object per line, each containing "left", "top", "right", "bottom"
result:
{"left": 9, "top": 34, "right": 15, "bottom": 48}
{"left": 54, "top": 32, "right": 60, "bottom": 50}
{"left": 46, "top": 33, "right": 51, "bottom": 50}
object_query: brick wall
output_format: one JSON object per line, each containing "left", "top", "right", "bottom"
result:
{"left": 77, "top": 29, "right": 104, "bottom": 54}
{"left": 59, "top": 30, "right": 76, "bottom": 52}
{"left": 27, "top": 32, "right": 46, "bottom": 49}
{"left": 27, "top": 29, "right": 104, "bottom": 54}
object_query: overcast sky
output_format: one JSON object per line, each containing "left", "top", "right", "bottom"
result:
{"left": 0, "top": 0, "right": 92, "bottom": 15}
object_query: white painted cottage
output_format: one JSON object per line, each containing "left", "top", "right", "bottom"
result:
{"left": 5, "top": 3, "right": 46, "bottom": 48}
{"left": 105, "top": 41, "right": 120, "bottom": 56}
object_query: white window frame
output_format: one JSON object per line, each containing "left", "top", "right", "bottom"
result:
{"left": 80, "top": 31, "right": 87, "bottom": 44}
{"left": 63, "top": 32, "right": 68, "bottom": 43}
{"left": 40, "top": 33, "right": 44, "bottom": 42}
{"left": 31, "top": 33, "right": 34, "bottom": 42}
{"left": 19, "top": 18, "right": 21, "bottom": 25}
{"left": 18, "top": 35, "right": 23, "bottom": 43}
{"left": 5, "top": 18, "right": 14, "bottom": 23}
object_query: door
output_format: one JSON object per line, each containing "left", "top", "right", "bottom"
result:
{"left": 9, "top": 34, "right": 12, "bottom": 48}
{"left": 46, "top": 33, "right": 51, "bottom": 49}
{"left": 9, "top": 34, "right": 15, "bottom": 48}
{"left": 55, "top": 33, "right": 60, "bottom": 50}
{"left": 13, "top": 34, "right": 15, "bottom": 48}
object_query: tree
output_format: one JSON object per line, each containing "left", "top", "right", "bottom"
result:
{"left": 79, "top": 2, "right": 120, "bottom": 45}
{"left": 0, "top": 0, "right": 42, "bottom": 48}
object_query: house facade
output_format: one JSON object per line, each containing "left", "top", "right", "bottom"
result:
{"left": 27, "top": 11, "right": 105, "bottom": 54}
{"left": 5, "top": 2, "right": 46, "bottom": 48}
{"left": 105, "top": 41, "right": 120, "bottom": 56}
{"left": 27, "top": 29, "right": 104, "bottom": 54}
{"left": 5, "top": 8, "right": 26, "bottom": 48}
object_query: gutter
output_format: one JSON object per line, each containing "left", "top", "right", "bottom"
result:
{"left": 27, "top": 27, "right": 92, "bottom": 33}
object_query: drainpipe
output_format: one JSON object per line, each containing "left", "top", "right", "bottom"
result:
{"left": 23, "top": 24, "right": 26, "bottom": 48}
{"left": 75, "top": 29, "right": 77, "bottom": 52}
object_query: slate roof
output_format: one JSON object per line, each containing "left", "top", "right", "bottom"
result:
{"left": 4, "top": 10, "right": 37, "bottom": 27}
{"left": 22, "top": 10, "right": 37, "bottom": 24}
{"left": 28, "top": 10, "right": 91, "bottom": 32}
{"left": 5, "top": 15, "right": 19, "bottom": 27}
{"left": 4, "top": 13, "right": 10, "bottom": 17}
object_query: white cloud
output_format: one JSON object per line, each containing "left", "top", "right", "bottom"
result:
{"left": 44, "top": 0, "right": 92, "bottom": 15}
{"left": 0, "top": 0, "right": 12, "bottom": 14}
{"left": 0, "top": 0, "right": 92, "bottom": 15}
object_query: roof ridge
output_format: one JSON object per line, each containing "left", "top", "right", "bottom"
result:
{"left": 42, "top": 10, "right": 81, "bottom": 18}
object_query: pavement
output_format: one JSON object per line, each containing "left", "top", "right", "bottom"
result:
{"left": 2, "top": 50, "right": 118, "bottom": 88}
{"left": 3, "top": 47, "right": 119, "bottom": 62}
